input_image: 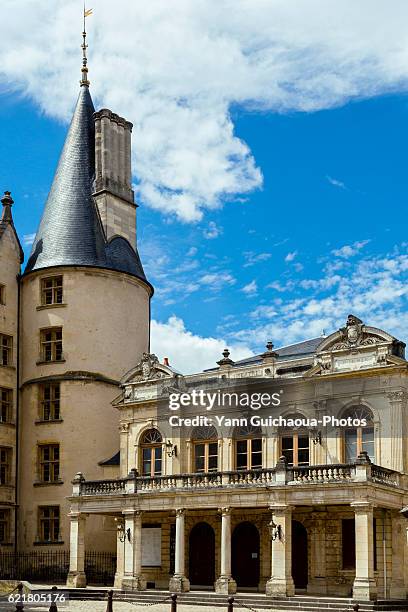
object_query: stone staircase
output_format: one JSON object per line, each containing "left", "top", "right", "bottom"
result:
{"left": 61, "top": 588, "right": 408, "bottom": 611}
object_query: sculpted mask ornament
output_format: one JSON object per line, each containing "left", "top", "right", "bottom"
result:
{"left": 332, "top": 314, "right": 379, "bottom": 350}
{"left": 141, "top": 352, "right": 159, "bottom": 379}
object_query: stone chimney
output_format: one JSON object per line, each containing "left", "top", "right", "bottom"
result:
{"left": 93, "top": 109, "right": 137, "bottom": 246}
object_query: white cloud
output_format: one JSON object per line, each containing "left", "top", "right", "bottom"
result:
{"left": 285, "top": 251, "right": 297, "bottom": 262}
{"left": 22, "top": 233, "right": 36, "bottom": 246}
{"left": 326, "top": 175, "right": 346, "bottom": 189}
{"left": 243, "top": 251, "right": 272, "bottom": 267}
{"left": 4, "top": 1, "right": 408, "bottom": 221}
{"left": 200, "top": 272, "right": 236, "bottom": 290}
{"left": 241, "top": 280, "right": 258, "bottom": 295}
{"left": 203, "top": 221, "right": 222, "bottom": 239}
{"left": 150, "top": 316, "right": 253, "bottom": 373}
{"left": 331, "top": 240, "right": 370, "bottom": 258}
{"left": 187, "top": 247, "right": 198, "bottom": 256}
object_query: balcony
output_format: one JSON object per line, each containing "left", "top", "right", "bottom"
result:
{"left": 72, "top": 453, "right": 406, "bottom": 498}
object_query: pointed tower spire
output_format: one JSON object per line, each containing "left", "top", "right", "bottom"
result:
{"left": 81, "top": 5, "right": 92, "bottom": 87}
{"left": 1, "top": 191, "right": 14, "bottom": 223}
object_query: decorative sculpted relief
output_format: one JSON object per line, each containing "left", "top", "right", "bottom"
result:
{"left": 331, "top": 314, "right": 381, "bottom": 350}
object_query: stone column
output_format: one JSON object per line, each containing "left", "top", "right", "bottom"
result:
{"left": 351, "top": 502, "right": 377, "bottom": 600}
{"left": 307, "top": 515, "right": 327, "bottom": 595}
{"left": 390, "top": 513, "right": 406, "bottom": 599}
{"left": 66, "top": 513, "right": 87, "bottom": 587}
{"left": 215, "top": 508, "right": 237, "bottom": 594}
{"left": 121, "top": 511, "right": 146, "bottom": 590}
{"left": 265, "top": 505, "right": 295, "bottom": 596}
{"left": 114, "top": 517, "right": 126, "bottom": 589}
{"left": 169, "top": 509, "right": 190, "bottom": 592}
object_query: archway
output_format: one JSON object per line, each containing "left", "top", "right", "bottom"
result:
{"left": 292, "top": 520, "right": 308, "bottom": 589}
{"left": 189, "top": 522, "right": 215, "bottom": 586}
{"left": 232, "top": 521, "right": 260, "bottom": 588}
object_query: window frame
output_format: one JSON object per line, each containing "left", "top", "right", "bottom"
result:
{"left": 0, "top": 509, "right": 10, "bottom": 543}
{"left": 40, "top": 276, "right": 63, "bottom": 306}
{"left": 342, "top": 406, "right": 375, "bottom": 463}
{"left": 0, "top": 447, "right": 11, "bottom": 485}
{"left": 38, "top": 506, "right": 60, "bottom": 543}
{"left": 280, "top": 432, "right": 310, "bottom": 467}
{"left": 140, "top": 429, "right": 163, "bottom": 478}
{"left": 39, "top": 383, "right": 61, "bottom": 421}
{"left": 0, "top": 388, "right": 12, "bottom": 423}
{"left": 0, "top": 284, "right": 5, "bottom": 306}
{"left": 235, "top": 436, "right": 263, "bottom": 470}
{"left": 38, "top": 444, "right": 60, "bottom": 483}
{"left": 40, "top": 327, "right": 63, "bottom": 363}
{"left": 193, "top": 440, "right": 219, "bottom": 472}
{"left": 0, "top": 334, "right": 12, "bottom": 367}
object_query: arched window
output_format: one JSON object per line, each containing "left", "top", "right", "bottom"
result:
{"left": 280, "top": 414, "right": 310, "bottom": 467}
{"left": 234, "top": 424, "right": 262, "bottom": 471}
{"left": 343, "top": 406, "right": 374, "bottom": 463}
{"left": 192, "top": 426, "right": 218, "bottom": 472}
{"left": 140, "top": 429, "right": 162, "bottom": 477}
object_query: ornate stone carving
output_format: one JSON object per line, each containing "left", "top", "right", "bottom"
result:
{"left": 332, "top": 314, "right": 381, "bottom": 350}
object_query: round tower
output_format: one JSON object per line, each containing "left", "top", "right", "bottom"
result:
{"left": 18, "top": 36, "right": 152, "bottom": 551}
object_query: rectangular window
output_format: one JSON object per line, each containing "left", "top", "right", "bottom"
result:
{"left": 0, "top": 509, "right": 10, "bottom": 543}
{"left": 281, "top": 434, "right": 310, "bottom": 466}
{"left": 0, "top": 447, "right": 11, "bottom": 485}
{"left": 38, "top": 506, "right": 60, "bottom": 542}
{"left": 39, "top": 384, "right": 60, "bottom": 420}
{"left": 0, "top": 334, "right": 12, "bottom": 366}
{"left": 236, "top": 438, "right": 262, "bottom": 470}
{"left": 0, "top": 285, "right": 5, "bottom": 305}
{"left": 0, "top": 388, "right": 12, "bottom": 423}
{"left": 342, "top": 518, "right": 356, "bottom": 569}
{"left": 41, "top": 276, "right": 63, "bottom": 305}
{"left": 38, "top": 444, "right": 60, "bottom": 482}
{"left": 40, "top": 328, "right": 63, "bottom": 362}
{"left": 194, "top": 442, "right": 218, "bottom": 472}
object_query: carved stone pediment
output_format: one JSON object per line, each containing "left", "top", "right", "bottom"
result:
{"left": 121, "top": 353, "right": 176, "bottom": 385}
{"left": 316, "top": 315, "right": 397, "bottom": 354}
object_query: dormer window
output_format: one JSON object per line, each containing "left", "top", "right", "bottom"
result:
{"left": 41, "top": 276, "right": 63, "bottom": 305}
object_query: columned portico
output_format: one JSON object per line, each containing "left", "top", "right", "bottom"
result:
{"left": 265, "top": 504, "right": 295, "bottom": 597}
{"left": 169, "top": 508, "right": 190, "bottom": 592}
{"left": 66, "top": 513, "right": 87, "bottom": 588}
{"left": 351, "top": 502, "right": 377, "bottom": 601}
{"left": 121, "top": 510, "right": 146, "bottom": 591}
{"left": 215, "top": 507, "right": 237, "bottom": 594}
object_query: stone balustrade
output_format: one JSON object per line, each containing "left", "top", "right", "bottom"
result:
{"left": 75, "top": 460, "right": 403, "bottom": 496}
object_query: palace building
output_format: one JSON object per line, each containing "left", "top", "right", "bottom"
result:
{"left": 0, "top": 32, "right": 408, "bottom": 607}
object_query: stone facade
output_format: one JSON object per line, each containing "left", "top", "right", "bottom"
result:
{"left": 67, "top": 320, "right": 408, "bottom": 601}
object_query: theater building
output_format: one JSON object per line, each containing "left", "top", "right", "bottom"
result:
{"left": 67, "top": 316, "right": 408, "bottom": 601}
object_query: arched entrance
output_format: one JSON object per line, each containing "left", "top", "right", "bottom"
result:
{"left": 292, "top": 520, "right": 308, "bottom": 589}
{"left": 232, "top": 522, "right": 260, "bottom": 588}
{"left": 189, "top": 522, "right": 215, "bottom": 586}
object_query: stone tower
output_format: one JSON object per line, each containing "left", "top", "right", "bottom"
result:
{"left": 0, "top": 192, "right": 23, "bottom": 549}
{"left": 17, "top": 34, "right": 152, "bottom": 551}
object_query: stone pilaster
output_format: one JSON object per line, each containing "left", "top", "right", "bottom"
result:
{"left": 66, "top": 513, "right": 87, "bottom": 588}
{"left": 169, "top": 509, "right": 190, "bottom": 592}
{"left": 121, "top": 511, "right": 146, "bottom": 591}
{"left": 265, "top": 505, "right": 295, "bottom": 597}
{"left": 351, "top": 502, "right": 377, "bottom": 600}
{"left": 387, "top": 391, "right": 407, "bottom": 473}
{"left": 307, "top": 515, "right": 327, "bottom": 595}
{"left": 390, "top": 513, "right": 406, "bottom": 599}
{"left": 215, "top": 508, "right": 237, "bottom": 594}
{"left": 113, "top": 517, "right": 125, "bottom": 589}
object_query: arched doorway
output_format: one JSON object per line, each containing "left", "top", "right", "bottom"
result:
{"left": 189, "top": 522, "right": 215, "bottom": 586}
{"left": 232, "top": 522, "right": 260, "bottom": 588}
{"left": 292, "top": 520, "right": 308, "bottom": 589}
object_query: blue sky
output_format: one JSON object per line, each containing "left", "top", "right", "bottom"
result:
{"left": 1, "top": 1, "right": 408, "bottom": 372}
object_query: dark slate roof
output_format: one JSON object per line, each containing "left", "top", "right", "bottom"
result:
{"left": 24, "top": 86, "right": 147, "bottom": 284}
{"left": 99, "top": 451, "right": 120, "bottom": 466}
{"left": 233, "top": 337, "right": 324, "bottom": 367}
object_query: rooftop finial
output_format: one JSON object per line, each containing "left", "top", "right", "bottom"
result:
{"left": 1, "top": 191, "right": 14, "bottom": 223}
{"left": 81, "top": 4, "right": 93, "bottom": 87}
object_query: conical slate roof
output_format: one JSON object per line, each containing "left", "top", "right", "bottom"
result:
{"left": 25, "top": 86, "right": 147, "bottom": 284}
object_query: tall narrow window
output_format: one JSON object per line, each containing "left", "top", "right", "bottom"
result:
{"left": 192, "top": 426, "right": 218, "bottom": 472}
{"left": 0, "top": 334, "right": 12, "bottom": 366}
{"left": 38, "top": 506, "right": 60, "bottom": 542}
{"left": 0, "top": 447, "right": 11, "bottom": 485}
{"left": 342, "top": 518, "right": 356, "bottom": 570}
{"left": 0, "top": 388, "right": 12, "bottom": 423}
{"left": 0, "top": 285, "right": 5, "bottom": 305}
{"left": 39, "top": 384, "right": 60, "bottom": 420}
{"left": 235, "top": 424, "right": 263, "bottom": 470}
{"left": 38, "top": 444, "right": 60, "bottom": 482}
{"left": 40, "top": 328, "right": 63, "bottom": 362}
{"left": 0, "top": 509, "right": 10, "bottom": 543}
{"left": 140, "top": 429, "right": 162, "bottom": 477}
{"left": 41, "top": 276, "right": 63, "bottom": 305}
{"left": 343, "top": 406, "right": 375, "bottom": 462}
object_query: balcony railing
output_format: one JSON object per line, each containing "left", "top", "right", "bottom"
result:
{"left": 74, "top": 458, "right": 404, "bottom": 497}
